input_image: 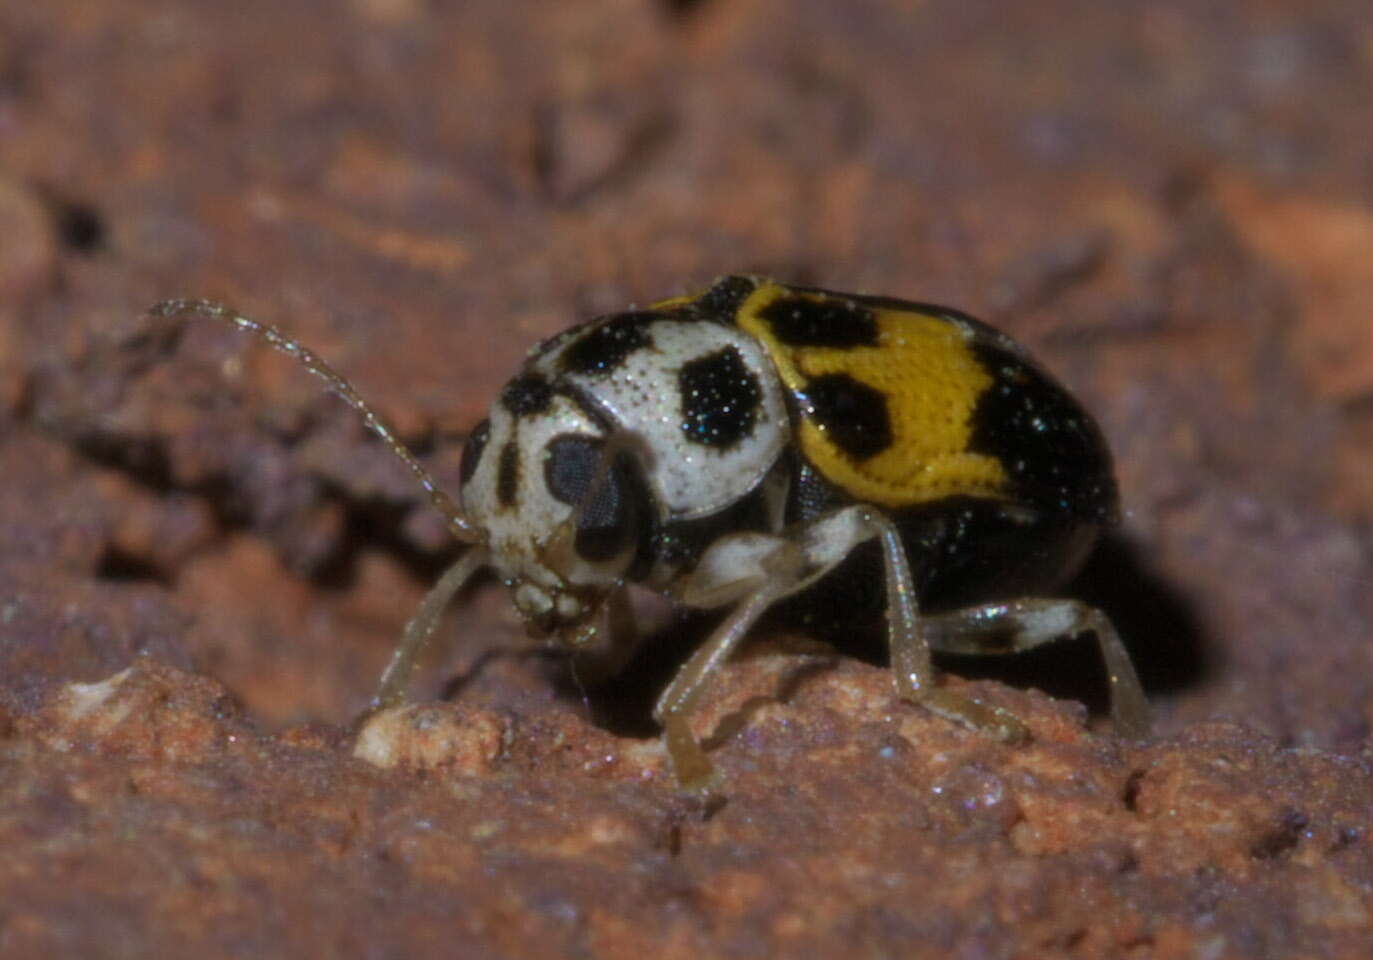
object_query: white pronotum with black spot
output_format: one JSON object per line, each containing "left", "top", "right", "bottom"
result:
{"left": 458, "top": 308, "right": 790, "bottom": 628}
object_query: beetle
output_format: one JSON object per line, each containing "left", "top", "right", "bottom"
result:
{"left": 154, "top": 275, "right": 1148, "bottom": 790}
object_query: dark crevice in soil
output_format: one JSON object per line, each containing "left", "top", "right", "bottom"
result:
{"left": 96, "top": 546, "right": 172, "bottom": 586}
{"left": 1122, "top": 768, "right": 1146, "bottom": 813}
{"left": 1250, "top": 808, "right": 1309, "bottom": 861}
{"left": 72, "top": 430, "right": 458, "bottom": 592}
{"left": 660, "top": 0, "right": 715, "bottom": 21}
{"left": 49, "top": 197, "right": 107, "bottom": 254}
{"left": 584, "top": 610, "right": 716, "bottom": 738}
{"left": 309, "top": 483, "right": 458, "bottom": 590}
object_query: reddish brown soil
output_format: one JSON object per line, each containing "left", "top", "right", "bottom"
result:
{"left": 3, "top": 2, "right": 1373, "bottom": 957}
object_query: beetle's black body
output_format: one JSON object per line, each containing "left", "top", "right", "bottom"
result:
{"left": 464, "top": 277, "right": 1118, "bottom": 629}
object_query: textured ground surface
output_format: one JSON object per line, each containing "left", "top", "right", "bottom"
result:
{"left": 3, "top": 0, "right": 1373, "bottom": 957}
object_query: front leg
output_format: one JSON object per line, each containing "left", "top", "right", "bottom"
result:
{"left": 369, "top": 547, "right": 489, "bottom": 712}
{"left": 657, "top": 532, "right": 810, "bottom": 791}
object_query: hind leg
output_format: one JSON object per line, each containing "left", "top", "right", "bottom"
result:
{"left": 923, "top": 598, "right": 1149, "bottom": 738}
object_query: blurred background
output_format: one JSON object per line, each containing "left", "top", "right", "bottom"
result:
{"left": 2, "top": 0, "right": 1372, "bottom": 745}
{"left": 6, "top": 2, "right": 1373, "bottom": 956}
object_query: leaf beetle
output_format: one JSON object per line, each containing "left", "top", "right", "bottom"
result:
{"left": 154, "top": 275, "right": 1148, "bottom": 790}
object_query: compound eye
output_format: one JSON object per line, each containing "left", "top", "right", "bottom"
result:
{"left": 543, "top": 434, "right": 646, "bottom": 562}
{"left": 459, "top": 419, "right": 491, "bottom": 486}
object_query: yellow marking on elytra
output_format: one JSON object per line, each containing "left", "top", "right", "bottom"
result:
{"left": 737, "top": 284, "right": 1008, "bottom": 508}
{"left": 648, "top": 293, "right": 695, "bottom": 310}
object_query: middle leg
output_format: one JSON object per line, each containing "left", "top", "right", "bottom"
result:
{"left": 860, "top": 508, "right": 1030, "bottom": 742}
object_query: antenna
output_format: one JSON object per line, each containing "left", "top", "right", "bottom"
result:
{"left": 150, "top": 299, "right": 483, "bottom": 545}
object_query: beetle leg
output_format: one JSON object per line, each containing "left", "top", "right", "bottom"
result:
{"left": 658, "top": 532, "right": 810, "bottom": 790}
{"left": 860, "top": 508, "right": 1031, "bottom": 742}
{"left": 923, "top": 598, "right": 1150, "bottom": 739}
{"left": 369, "top": 547, "right": 488, "bottom": 711}
{"left": 660, "top": 505, "right": 1040, "bottom": 788}
{"left": 654, "top": 584, "right": 788, "bottom": 792}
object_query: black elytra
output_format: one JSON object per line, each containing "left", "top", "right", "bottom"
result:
{"left": 966, "top": 344, "right": 1117, "bottom": 524}
{"left": 757, "top": 295, "right": 880, "bottom": 349}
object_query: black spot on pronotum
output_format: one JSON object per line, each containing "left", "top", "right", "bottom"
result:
{"left": 695, "top": 275, "right": 759, "bottom": 321}
{"left": 678, "top": 346, "right": 761, "bottom": 449}
{"left": 543, "top": 434, "right": 648, "bottom": 562}
{"left": 459, "top": 419, "right": 490, "bottom": 485}
{"left": 558, "top": 313, "right": 655, "bottom": 377}
{"left": 802, "top": 373, "right": 892, "bottom": 460}
{"left": 496, "top": 441, "right": 520, "bottom": 507}
{"left": 500, "top": 373, "right": 554, "bottom": 416}
{"left": 759, "top": 295, "right": 879, "bottom": 348}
